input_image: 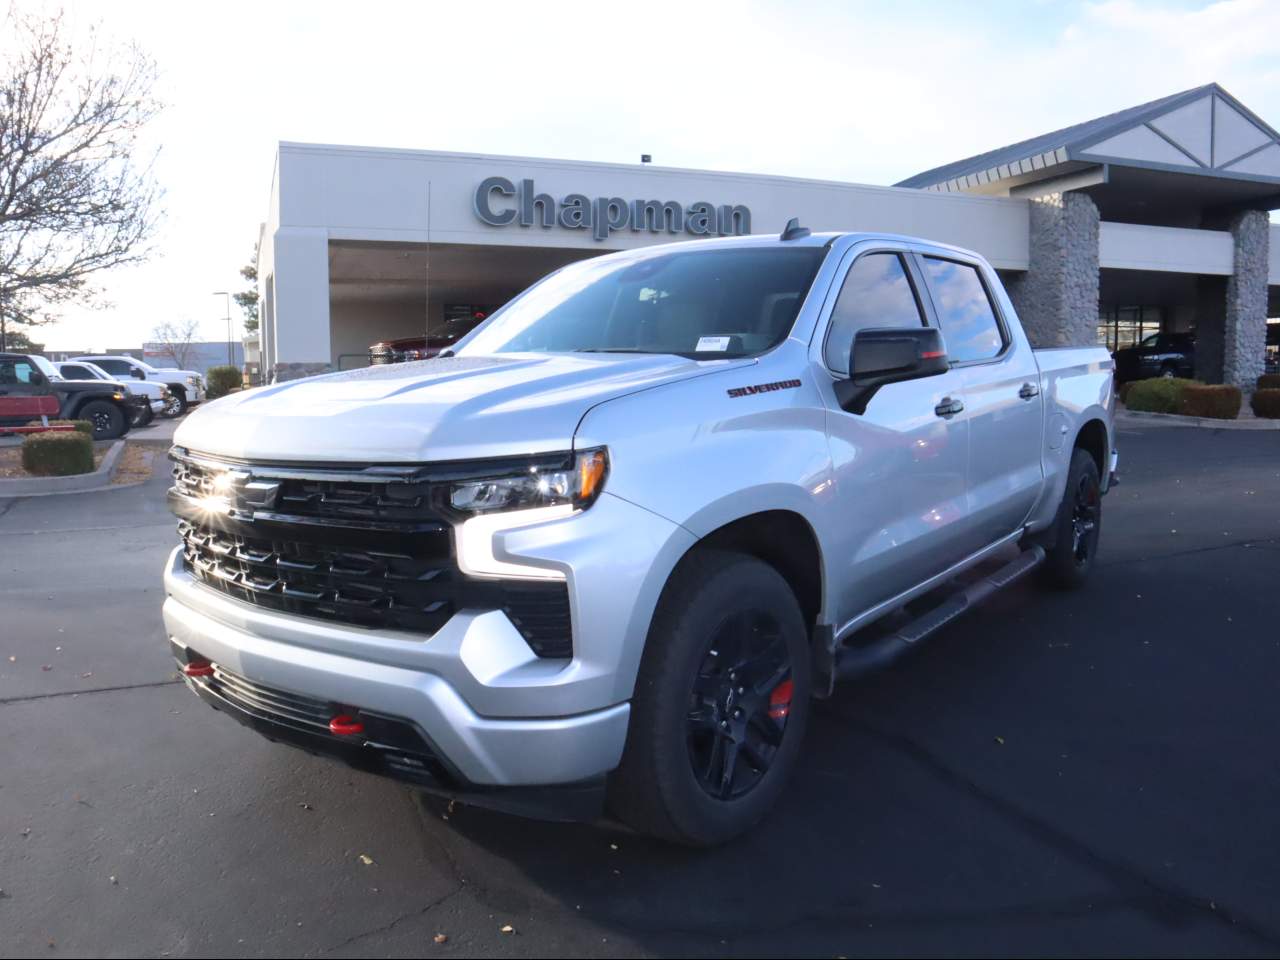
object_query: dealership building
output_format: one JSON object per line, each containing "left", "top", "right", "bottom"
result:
{"left": 254, "top": 83, "right": 1280, "bottom": 386}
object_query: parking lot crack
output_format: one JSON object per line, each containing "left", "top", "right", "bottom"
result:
{"left": 834, "top": 716, "right": 1280, "bottom": 951}
{"left": 0, "top": 678, "right": 181, "bottom": 705}
{"left": 315, "top": 885, "right": 464, "bottom": 955}
{"left": 1098, "top": 535, "right": 1280, "bottom": 568}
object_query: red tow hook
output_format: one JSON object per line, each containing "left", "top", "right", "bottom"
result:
{"left": 768, "top": 678, "right": 794, "bottom": 721}
{"left": 182, "top": 659, "right": 215, "bottom": 678}
{"left": 328, "top": 714, "right": 364, "bottom": 737}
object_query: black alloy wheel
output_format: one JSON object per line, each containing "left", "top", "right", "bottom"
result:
{"left": 686, "top": 610, "right": 794, "bottom": 801}
{"left": 1070, "top": 469, "right": 1101, "bottom": 565}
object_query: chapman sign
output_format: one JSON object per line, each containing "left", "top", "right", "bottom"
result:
{"left": 474, "top": 176, "right": 751, "bottom": 242}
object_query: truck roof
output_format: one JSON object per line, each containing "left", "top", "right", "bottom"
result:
{"left": 615, "top": 230, "right": 987, "bottom": 262}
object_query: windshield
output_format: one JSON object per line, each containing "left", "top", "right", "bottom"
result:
{"left": 457, "top": 245, "right": 826, "bottom": 359}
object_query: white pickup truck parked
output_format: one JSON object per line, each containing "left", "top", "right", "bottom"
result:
{"left": 72, "top": 354, "right": 205, "bottom": 415}
{"left": 162, "top": 225, "right": 1115, "bottom": 845}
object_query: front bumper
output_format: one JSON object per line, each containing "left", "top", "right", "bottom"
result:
{"left": 164, "top": 551, "right": 630, "bottom": 788}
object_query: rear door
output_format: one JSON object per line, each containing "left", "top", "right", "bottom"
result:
{"left": 916, "top": 254, "right": 1043, "bottom": 545}
{"left": 817, "top": 245, "right": 974, "bottom": 622}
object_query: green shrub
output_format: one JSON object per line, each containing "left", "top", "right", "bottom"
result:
{"left": 1250, "top": 388, "right": 1280, "bottom": 419}
{"left": 25, "top": 419, "right": 93, "bottom": 436}
{"left": 1257, "top": 374, "right": 1280, "bottom": 391}
{"left": 21, "top": 431, "right": 94, "bottom": 476}
{"left": 205, "top": 365, "right": 242, "bottom": 400}
{"left": 1123, "top": 377, "right": 1199, "bottom": 414}
{"left": 1181, "top": 384, "right": 1241, "bottom": 420}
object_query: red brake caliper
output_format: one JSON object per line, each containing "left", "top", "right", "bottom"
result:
{"left": 768, "top": 678, "right": 794, "bottom": 722}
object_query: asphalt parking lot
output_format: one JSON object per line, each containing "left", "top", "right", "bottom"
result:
{"left": 2, "top": 424, "right": 1279, "bottom": 958}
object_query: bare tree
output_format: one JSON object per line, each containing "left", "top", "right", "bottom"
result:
{"left": 150, "top": 318, "right": 200, "bottom": 370}
{"left": 0, "top": 7, "right": 162, "bottom": 350}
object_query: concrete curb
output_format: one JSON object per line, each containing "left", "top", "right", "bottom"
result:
{"left": 1116, "top": 410, "right": 1280, "bottom": 431}
{"left": 0, "top": 440, "right": 127, "bottom": 498}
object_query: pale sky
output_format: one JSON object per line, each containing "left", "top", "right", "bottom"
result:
{"left": 16, "top": 0, "right": 1280, "bottom": 350}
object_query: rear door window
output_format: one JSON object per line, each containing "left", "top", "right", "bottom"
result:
{"left": 920, "top": 257, "right": 1005, "bottom": 363}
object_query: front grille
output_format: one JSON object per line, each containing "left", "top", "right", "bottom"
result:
{"left": 171, "top": 452, "right": 573, "bottom": 657}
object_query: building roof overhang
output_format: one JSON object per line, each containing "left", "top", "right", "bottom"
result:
{"left": 897, "top": 84, "right": 1280, "bottom": 210}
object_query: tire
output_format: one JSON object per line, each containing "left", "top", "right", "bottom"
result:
{"left": 1040, "top": 447, "right": 1102, "bottom": 589}
{"left": 169, "top": 387, "right": 189, "bottom": 416}
{"left": 130, "top": 403, "right": 154, "bottom": 428}
{"left": 80, "top": 400, "right": 127, "bottom": 440}
{"left": 607, "top": 549, "right": 811, "bottom": 846}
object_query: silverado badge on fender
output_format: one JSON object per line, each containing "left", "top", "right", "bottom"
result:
{"left": 726, "top": 378, "right": 802, "bottom": 399}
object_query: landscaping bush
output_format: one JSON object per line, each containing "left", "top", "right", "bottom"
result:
{"left": 1257, "top": 373, "right": 1280, "bottom": 391}
{"left": 1250, "top": 388, "right": 1280, "bottom": 419}
{"left": 25, "top": 419, "right": 93, "bottom": 436}
{"left": 1180, "top": 384, "right": 1241, "bottom": 420}
{"left": 20, "top": 431, "right": 94, "bottom": 476}
{"left": 204, "top": 365, "right": 242, "bottom": 400}
{"left": 1123, "top": 377, "right": 1199, "bottom": 414}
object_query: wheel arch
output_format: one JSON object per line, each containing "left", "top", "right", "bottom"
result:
{"left": 1074, "top": 417, "right": 1108, "bottom": 479}
{"left": 671, "top": 509, "right": 825, "bottom": 639}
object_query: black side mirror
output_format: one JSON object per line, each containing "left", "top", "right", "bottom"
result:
{"left": 834, "top": 326, "right": 949, "bottom": 415}
{"left": 132, "top": 368, "right": 145, "bottom": 379}
{"left": 29, "top": 371, "right": 46, "bottom": 386}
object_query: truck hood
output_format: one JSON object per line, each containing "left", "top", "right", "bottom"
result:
{"left": 174, "top": 352, "right": 746, "bottom": 463}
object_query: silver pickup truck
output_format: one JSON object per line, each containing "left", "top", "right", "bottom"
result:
{"left": 162, "top": 225, "right": 1116, "bottom": 845}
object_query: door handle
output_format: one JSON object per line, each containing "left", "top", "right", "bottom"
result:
{"left": 1018, "top": 382, "right": 1040, "bottom": 400}
{"left": 934, "top": 396, "right": 964, "bottom": 418}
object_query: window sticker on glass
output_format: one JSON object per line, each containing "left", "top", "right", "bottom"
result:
{"left": 696, "top": 336, "right": 731, "bottom": 352}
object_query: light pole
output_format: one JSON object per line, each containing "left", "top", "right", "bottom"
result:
{"left": 212, "top": 291, "right": 233, "bottom": 366}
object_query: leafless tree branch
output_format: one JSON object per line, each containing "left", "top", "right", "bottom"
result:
{"left": 0, "top": 7, "right": 162, "bottom": 333}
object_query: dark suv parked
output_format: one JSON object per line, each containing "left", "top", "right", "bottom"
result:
{"left": 0, "top": 353, "right": 134, "bottom": 439}
{"left": 1112, "top": 332, "right": 1196, "bottom": 383}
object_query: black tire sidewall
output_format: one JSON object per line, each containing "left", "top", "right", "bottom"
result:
{"left": 171, "top": 388, "right": 189, "bottom": 415}
{"left": 614, "top": 551, "right": 811, "bottom": 845}
{"left": 1043, "top": 448, "right": 1102, "bottom": 588}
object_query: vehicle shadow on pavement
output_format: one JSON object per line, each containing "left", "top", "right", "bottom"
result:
{"left": 412, "top": 567, "right": 1280, "bottom": 956}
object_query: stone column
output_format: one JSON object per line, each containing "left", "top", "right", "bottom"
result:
{"left": 1004, "top": 192, "right": 1100, "bottom": 348}
{"left": 1222, "top": 210, "right": 1269, "bottom": 390}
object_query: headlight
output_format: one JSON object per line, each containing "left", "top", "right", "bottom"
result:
{"left": 449, "top": 448, "right": 608, "bottom": 515}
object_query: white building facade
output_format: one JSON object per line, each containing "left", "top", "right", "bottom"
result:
{"left": 255, "top": 84, "right": 1280, "bottom": 388}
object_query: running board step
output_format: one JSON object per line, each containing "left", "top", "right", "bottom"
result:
{"left": 833, "top": 545, "right": 1045, "bottom": 680}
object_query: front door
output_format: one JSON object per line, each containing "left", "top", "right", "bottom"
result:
{"left": 817, "top": 246, "right": 974, "bottom": 626}
{"left": 0, "top": 356, "right": 53, "bottom": 429}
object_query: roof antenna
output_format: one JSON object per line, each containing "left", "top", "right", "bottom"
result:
{"left": 780, "top": 217, "right": 810, "bottom": 241}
